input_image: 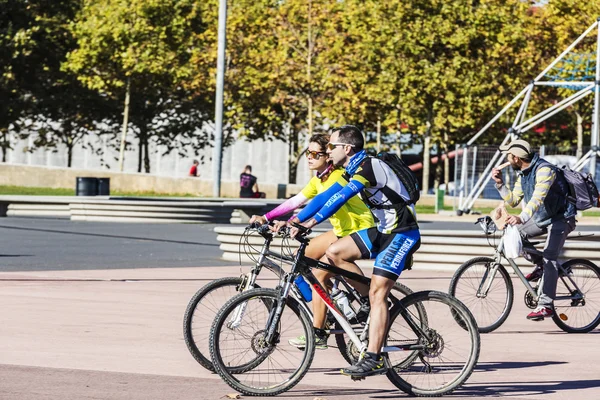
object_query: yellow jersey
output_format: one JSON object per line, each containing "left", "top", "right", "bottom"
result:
{"left": 301, "top": 168, "right": 374, "bottom": 237}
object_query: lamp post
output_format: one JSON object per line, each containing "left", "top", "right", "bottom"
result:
{"left": 212, "top": 0, "right": 227, "bottom": 197}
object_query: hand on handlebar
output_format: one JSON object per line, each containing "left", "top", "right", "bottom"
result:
{"left": 270, "top": 220, "right": 287, "bottom": 233}
{"left": 249, "top": 215, "right": 267, "bottom": 225}
{"left": 290, "top": 220, "right": 314, "bottom": 239}
{"left": 505, "top": 215, "right": 523, "bottom": 226}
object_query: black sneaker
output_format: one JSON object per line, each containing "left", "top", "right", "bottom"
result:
{"left": 525, "top": 264, "right": 543, "bottom": 282}
{"left": 340, "top": 353, "right": 387, "bottom": 378}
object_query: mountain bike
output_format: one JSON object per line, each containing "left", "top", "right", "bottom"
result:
{"left": 449, "top": 216, "right": 600, "bottom": 333}
{"left": 183, "top": 223, "right": 415, "bottom": 371}
{"left": 209, "top": 223, "right": 480, "bottom": 397}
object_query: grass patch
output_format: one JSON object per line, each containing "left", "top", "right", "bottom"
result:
{"left": 3, "top": 184, "right": 598, "bottom": 216}
{"left": 0, "top": 185, "right": 198, "bottom": 198}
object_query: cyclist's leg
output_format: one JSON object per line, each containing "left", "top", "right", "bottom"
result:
{"left": 367, "top": 229, "right": 421, "bottom": 354}
{"left": 538, "top": 217, "right": 576, "bottom": 308}
{"left": 342, "top": 228, "right": 421, "bottom": 377}
{"left": 518, "top": 218, "right": 546, "bottom": 265}
{"left": 305, "top": 230, "right": 338, "bottom": 330}
{"left": 325, "top": 234, "right": 369, "bottom": 296}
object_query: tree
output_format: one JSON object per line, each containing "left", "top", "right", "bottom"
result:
{"left": 63, "top": 0, "right": 212, "bottom": 172}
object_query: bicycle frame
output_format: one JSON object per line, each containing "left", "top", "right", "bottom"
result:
{"left": 479, "top": 232, "right": 584, "bottom": 303}
{"left": 261, "top": 235, "right": 428, "bottom": 356}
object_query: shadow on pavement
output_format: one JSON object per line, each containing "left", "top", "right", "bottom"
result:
{"left": 288, "top": 388, "right": 399, "bottom": 398}
{"left": 0, "top": 224, "right": 220, "bottom": 247}
{"left": 451, "top": 379, "right": 600, "bottom": 397}
{"left": 474, "top": 360, "right": 567, "bottom": 372}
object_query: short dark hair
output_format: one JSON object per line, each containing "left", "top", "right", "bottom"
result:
{"left": 520, "top": 153, "right": 533, "bottom": 163}
{"left": 332, "top": 125, "right": 364, "bottom": 151}
{"left": 244, "top": 165, "right": 252, "bottom": 172}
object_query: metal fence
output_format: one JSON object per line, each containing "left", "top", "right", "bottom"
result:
{"left": 454, "top": 144, "right": 600, "bottom": 207}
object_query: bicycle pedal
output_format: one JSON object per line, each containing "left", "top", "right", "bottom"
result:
{"left": 350, "top": 376, "right": 365, "bottom": 381}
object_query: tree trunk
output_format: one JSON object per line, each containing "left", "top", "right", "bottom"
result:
{"left": 137, "top": 134, "right": 143, "bottom": 173}
{"left": 432, "top": 143, "right": 442, "bottom": 190}
{"left": 1, "top": 132, "right": 7, "bottom": 162}
{"left": 443, "top": 131, "right": 450, "bottom": 188}
{"left": 288, "top": 124, "right": 298, "bottom": 184}
{"left": 144, "top": 136, "right": 150, "bottom": 173}
{"left": 576, "top": 110, "right": 583, "bottom": 160}
{"left": 118, "top": 78, "right": 131, "bottom": 172}
{"left": 376, "top": 116, "right": 381, "bottom": 153}
{"left": 422, "top": 134, "right": 431, "bottom": 195}
{"left": 306, "top": 0, "right": 313, "bottom": 138}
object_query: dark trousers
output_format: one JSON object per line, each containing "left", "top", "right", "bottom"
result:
{"left": 518, "top": 217, "right": 576, "bottom": 307}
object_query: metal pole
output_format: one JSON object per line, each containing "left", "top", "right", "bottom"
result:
{"left": 519, "top": 88, "right": 594, "bottom": 133}
{"left": 213, "top": 0, "right": 228, "bottom": 197}
{"left": 513, "top": 83, "right": 534, "bottom": 128}
{"left": 467, "top": 86, "right": 528, "bottom": 146}
{"left": 470, "top": 146, "right": 477, "bottom": 192}
{"left": 458, "top": 145, "right": 469, "bottom": 210}
{"left": 590, "top": 18, "right": 600, "bottom": 179}
{"left": 534, "top": 20, "right": 599, "bottom": 81}
{"left": 516, "top": 85, "right": 594, "bottom": 132}
{"left": 453, "top": 143, "right": 459, "bottom": 211}
{"left": 461, "top": 133, "right": 511, "bottom": 213}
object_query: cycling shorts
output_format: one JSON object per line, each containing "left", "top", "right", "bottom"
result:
{"left": 350, "top": 227, "right": 421, "bottom": 280}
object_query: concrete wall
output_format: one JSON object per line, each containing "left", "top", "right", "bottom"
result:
{"left": 0, "top": 163, "right": 305, "bottom": 198}
{"left": 3, "top": 130, "right": 313, "bottom": 188}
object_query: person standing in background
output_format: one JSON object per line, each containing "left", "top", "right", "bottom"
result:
{"left": 240, "top": 165, "right": 260, "bottom": 198}
{"left": 189, "top": 160, "right": 199, "bottom": 177}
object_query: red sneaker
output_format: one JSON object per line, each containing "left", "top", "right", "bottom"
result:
{"left": 527, "top": 306, "right": 554, "bottom": 321}
{"left": 525, "top": 265, "right": 543, "bottom": 282}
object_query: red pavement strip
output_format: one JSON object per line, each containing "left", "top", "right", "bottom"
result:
{"left": 1, "top": 266, "right": 599, "bottom": 400}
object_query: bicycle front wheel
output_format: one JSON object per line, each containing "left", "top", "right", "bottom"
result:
{"left": 552, "top": 259, "right": 600, "bottom": 333}
{"left": 386, "top": 290, "right": 480, "bottom": 397}
{"left": 449, "top": 257, "right": 513, "bottom": 333}
{"left": 210, "top": 288, "right": 315, "bottom": 396}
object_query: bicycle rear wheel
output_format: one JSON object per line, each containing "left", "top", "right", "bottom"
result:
{"left": 552, "top": 259, "right": 600, "bottom": 333}
{"left": 449, "top": 257, "right": 513, "bottom": 333}
{"left": 210, "top": 288, "right": 315, "bottom": 396}
{"left": 183, "top": 277, "right": 257, "bottom": 371}
{"left": 335, "top": 280, "right": 422, "bottom": 365}
{"left": 385, "top": 290, "right": 480, "bottom": 397}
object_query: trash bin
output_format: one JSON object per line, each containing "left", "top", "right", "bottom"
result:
{"left": 97, "top": 178, "right": 110, "bottom": 196}
{"left": 435, "top": 188, "right": 445, "bottom": 213}
{"left": 76, "top": 177, "right": 98, "bottom": 196}
{"left": 277, "top": 184, "right": 287, "bottom": 199}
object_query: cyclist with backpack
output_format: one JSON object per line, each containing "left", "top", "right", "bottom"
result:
{"left": 249, "top": 133, "right": 375, "bottom": 350}
{"left": 491, "top": 139, "right": 577, "bottom": 321}
{"left": 291, "top": 125, "right": 421, "bottom": 378}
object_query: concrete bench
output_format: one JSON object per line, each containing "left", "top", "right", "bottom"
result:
{"left": 214, "top": 226, "right": 600, "bottom": 272}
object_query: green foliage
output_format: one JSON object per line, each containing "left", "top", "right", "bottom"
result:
{"left": 63, "top": 0, "right": 212, "bottom": 172}
{"left": 2, "top": 0, "right": 599, "bottom": 182}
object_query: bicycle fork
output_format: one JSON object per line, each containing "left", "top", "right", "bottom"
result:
{"left": 477, "top": 261, "right": 502, "bottom": 298}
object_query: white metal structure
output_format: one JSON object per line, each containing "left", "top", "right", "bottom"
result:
{"left": 458, "top": 18, "right": 600, "bottom": 215}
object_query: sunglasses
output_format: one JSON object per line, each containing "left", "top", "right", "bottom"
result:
{"left": 326, "top": 142, "right": 356, "bottom": 151}
{"left": 305, "top": 150, "right": 327, "bottom": 159}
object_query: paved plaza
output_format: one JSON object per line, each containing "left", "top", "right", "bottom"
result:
{"left": 1, "top": 218, "right": 599, "bottom": 399}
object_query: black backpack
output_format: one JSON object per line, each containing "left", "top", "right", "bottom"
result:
{"left": 560, "top": 166, "right": 600, "bottom": 210}
{"left": 362, "top": 152, "right": 420, "bottom": 208}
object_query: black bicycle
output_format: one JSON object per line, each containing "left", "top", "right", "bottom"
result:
{"left": 183, "top": 223, "right": 416, "bottom": 371}
{"left": 209, "top": 223, "right": 480, "bottom": 397}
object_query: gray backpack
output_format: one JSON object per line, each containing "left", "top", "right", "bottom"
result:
{"left": 560, "top": 166, "right": 600, "bottom": 210}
